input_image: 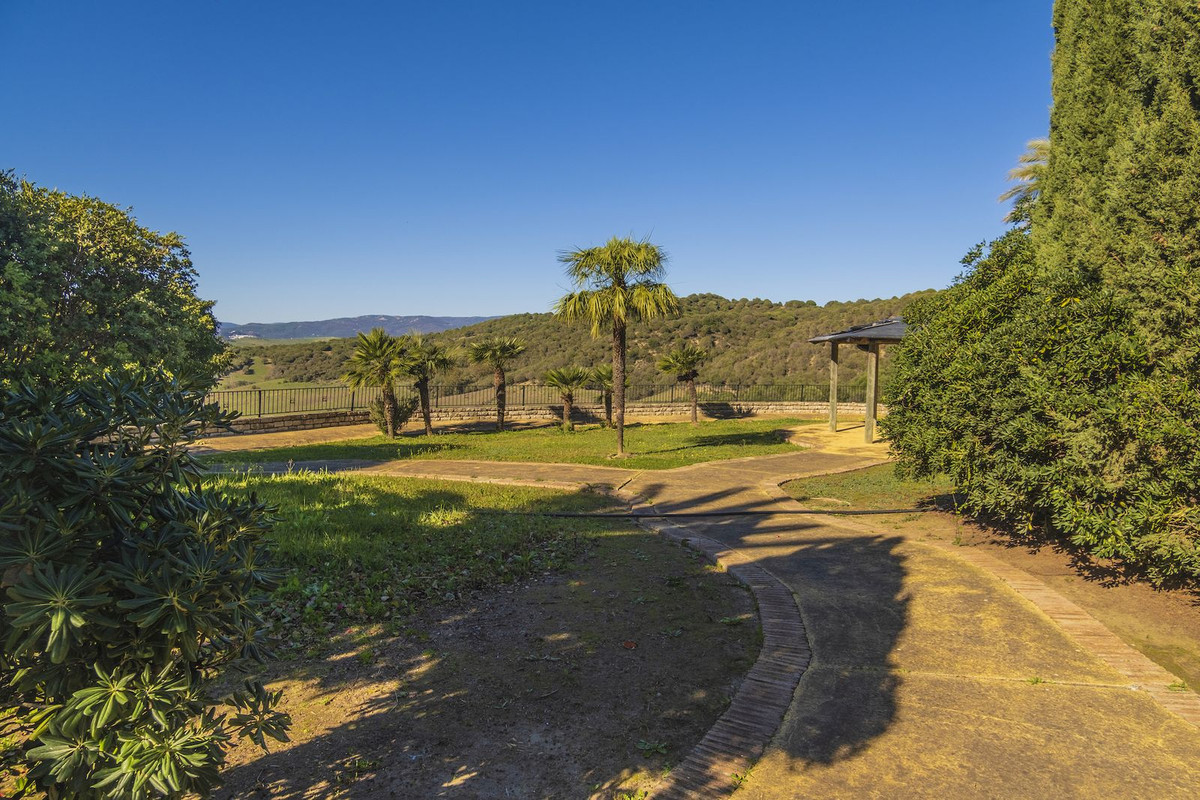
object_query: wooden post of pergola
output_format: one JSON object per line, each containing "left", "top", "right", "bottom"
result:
{"left": 808, "top": 317, "right": 907, "bottom": 443}
{"left": 827, "top": 342, "right": 839, "bottom": 432}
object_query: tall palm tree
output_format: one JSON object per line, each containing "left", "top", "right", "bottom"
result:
{"left": 554, "top": 237, "right": 679, "bottom": 456}
{"left": 544, "top": 366, "right": 590, "bottom": 431}
{"left": 999, "top": 137, "right": 1049, "bottom": 224}
{"left": 590, "top": 363, "right": 614, "bottom": 428}
{"left": 400, "top": 335, "right": 456, "bottom": 436}
{"left": 343, "top": 328, "right": 406, "bottom": 437}
{"left": 657, "top": 342, "right": 708, "bottom": 424}
{"left": 468, "top": 337, "right": 526, "bottom": 431}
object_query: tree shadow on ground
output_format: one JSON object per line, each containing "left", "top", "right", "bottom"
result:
{"left": 673, "top": 510, "right": 909, "bottom": 778}
{"left": 217, "top": 477, "right": 910, "bottom": 798}
{"left": 216, "top": 505, "right": 762, "bottom": 799}
{"left": 638, "top": 428, "right": 792, "bottom": 456}
{"left": 697, "top": 402, "right": 753, "bottom": 419}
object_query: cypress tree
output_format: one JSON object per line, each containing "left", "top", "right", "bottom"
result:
{"left": 1033, "top": 0, "right": 1200, "bottom": 579}
{"left": 886, "top": 0, "right": 1200, "bottom": 582}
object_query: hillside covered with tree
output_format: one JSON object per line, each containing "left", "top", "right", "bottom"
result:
{"left": 220, "top": 291, "right": 935, "bottom": 390}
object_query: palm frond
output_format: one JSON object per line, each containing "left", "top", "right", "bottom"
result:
{"left": 999, "top": 138, "right": 1050, "bottom": 216}
{"left": 400, "top": 335, "right": 457, "bottom": 381}
{"left": 467, "top": 337, "right": 526, "bottom": 368}
{"left": 343, "top": 328, "right": 404, "bottom": 389}
{"left": 657, "top": 342, "right": 708, "bottom": 379}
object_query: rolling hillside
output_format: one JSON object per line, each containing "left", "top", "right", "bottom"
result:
{"left": 219, "top": 291, "right": 936, "bottom": 390}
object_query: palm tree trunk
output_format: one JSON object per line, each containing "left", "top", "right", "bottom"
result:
{"left": 688, "top": 378, "right": 698, "bottom": 424}
{"left": 417, "top": 379, "right": 433, "bottom": 436}
{"left": 494, "top": 368, "right": 505, "bottom": 432}
{"left": 383, "top": 384, "right": 398, "bottom": 438}
{"left": 562, "top": 393, "right": 573, "bottom": 431}
{"left": 613, "top": 324, "right": 626, "bottom": 455}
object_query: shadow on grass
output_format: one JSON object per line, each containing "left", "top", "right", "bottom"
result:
{"left": 632, "top": 428, "right": 792, "bottom": 456}
{"left": 215, "top": 499, "right": 763, "bottom": 799}
{"left": 214, "top": 478, "right": 909, "bottom": 798}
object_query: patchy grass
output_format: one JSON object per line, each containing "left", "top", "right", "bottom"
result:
{"left": 209, "top": 471, "right": 760, "bottom": 798}
{"left": 207, "top": 471, "right": 621, "bottom": 651}
{"left": 204, "top": 417, "right": 816, "bottom": 470}
{"left": 217, "top": 520, "right": 758, "bottom": 799}
{"left": 783, "top": 463, "right": 956, "bottom": 510}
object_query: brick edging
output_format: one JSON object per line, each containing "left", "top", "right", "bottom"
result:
{"left": 618, "top": 491, "right": 813, "bottom": 799}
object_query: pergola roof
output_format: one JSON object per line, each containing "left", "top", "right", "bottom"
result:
{"left": 808, "top": 317, "right": 907, "bottom": 345}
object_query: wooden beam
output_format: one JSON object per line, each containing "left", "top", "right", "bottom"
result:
{"left": 864, "top": 342, "right": 879, "bottom": 442}
{"left": 828, "top": 342, "right": 839, "bottom": 432}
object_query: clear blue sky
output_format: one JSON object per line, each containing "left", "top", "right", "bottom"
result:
{"left": 2, "top": 1, "right": 1053, "bottom": 323}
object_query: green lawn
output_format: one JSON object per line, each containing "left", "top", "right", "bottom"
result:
{"left": 782, "top": 463, "right": 956, "bottom": 510}
{"left": 205, "top": 417, "right": 816, "bottom": 470}
{"left": 208, "top": 471, "right": 621, "bottom": 650}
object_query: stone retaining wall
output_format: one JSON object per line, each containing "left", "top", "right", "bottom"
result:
{"left": 220, "top": 410, "right": 372, "bottom": 436}
{"left": 212, "top": 402, "right": 871, "bottom": 437}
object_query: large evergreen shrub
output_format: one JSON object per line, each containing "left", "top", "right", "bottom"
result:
{"left": 885, "top": 1, "right": 1200, "bottom": 583}
{"left": 0, "top": 173, "right": 226, "bottom": 389}
{"left": 0, "top": 372, "right": 289, "bottom": 797}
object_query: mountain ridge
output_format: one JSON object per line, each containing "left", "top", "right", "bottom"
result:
{"left": 217, "top": 315, "right": 498, "bottom": 339}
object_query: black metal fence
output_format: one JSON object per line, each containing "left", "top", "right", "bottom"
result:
{"left": 205, "top": 383, "right": 868, "bottom": 418}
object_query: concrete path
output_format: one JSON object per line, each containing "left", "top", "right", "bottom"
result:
{"left": 218, "top": 428, "right": 1200, "bottom": 798}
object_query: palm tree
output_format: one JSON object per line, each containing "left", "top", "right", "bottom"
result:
{"left": 657, "top": 342, "right": 708, "bottom": 424}
{"left": 468, "top": 337, "right": 526, "bottom": 432}
{"left": 554, "top": 237, "right": 679, "bottom": 456}
{"left": 590, "top": 363, "right": 614, "bottom": 428}
{"left": 343, "top": 328, "right": 406, "bottom": 437}
{"left": 400, "top": 335, "right": 456, "bottom": 436}
{"left": 999, "top": 138, "right": 1049, "bottom": 224}
{"left": 544, "top": 366, "right": 590, "bottom": 431}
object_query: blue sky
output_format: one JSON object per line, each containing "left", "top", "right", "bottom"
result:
{"left": 2, "top": 1, "right": 1054, "bottom": 323}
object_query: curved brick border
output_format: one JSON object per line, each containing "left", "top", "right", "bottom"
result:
{"left": 619, "top": 492, "right": 813, "bottom": 799}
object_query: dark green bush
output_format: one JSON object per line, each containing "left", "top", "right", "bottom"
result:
{"left": 0, "top": 372, "right": 289, "bottom": 798}
{"left": 368, "top": 395, "right": 418, "bottom": 437}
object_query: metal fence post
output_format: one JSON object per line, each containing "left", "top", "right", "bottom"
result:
{"left": 256, "top": 390, "right": 263, "bottom": 418}
{"left": 349, "top": 389, "right": 356, "bottom": 412}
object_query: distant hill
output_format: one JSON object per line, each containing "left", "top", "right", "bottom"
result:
{"left": 218, "top": 292, "right": 937, "bottom": 390}
{"left": 217, "top": 315, "right": 497, "bottom": 340}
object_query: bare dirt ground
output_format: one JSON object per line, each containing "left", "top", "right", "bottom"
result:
{"left": 788, "top": 424, "right": 1200, "bottom": 691}
{"left": 217, "top": 529, "right": 757, "bottom": 799}
{"left": 907, "top": 511, "right": 1200, "bottom": 689}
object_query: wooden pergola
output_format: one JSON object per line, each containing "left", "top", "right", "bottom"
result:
{"left": 808, "top": 317, "right": 907, "bottom": 442}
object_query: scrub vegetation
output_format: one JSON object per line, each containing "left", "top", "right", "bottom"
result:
{"left": 218, "top": 291, "right": 933, "bottom": 390}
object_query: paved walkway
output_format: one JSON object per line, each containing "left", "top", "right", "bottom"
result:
{"left": 216, "top": 427, "right": 1200, "bottom": 798}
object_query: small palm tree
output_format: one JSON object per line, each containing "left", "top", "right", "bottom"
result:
{"left": 554, "top": 237, "right": 679, "bottom": 455}
{"left": 400, "top": 335, "right": 456, "bottom": 436}
{"left": 468, "top": 337, "right": 526, "bottom": 431}
{"left": 544, "top": 366, "right": 590, "bottom": 431}
{"left": 658, "top": 343, "right": 708, "bottom": 424}
{"left": 343, "top": 328, "right": 406, "bottom": 437}
{"left": 590, "top": 363, "right": 614, "bottom": 428}
{"left": 999, "top": 138, "right": 1049, "bottom": 225}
